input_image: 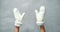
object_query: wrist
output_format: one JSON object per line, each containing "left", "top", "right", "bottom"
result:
{"left": 36, "top": 21, "right": 44, "bottom": 26}
{"left": 15, "top": 20, "right": 22, "bottom": 27}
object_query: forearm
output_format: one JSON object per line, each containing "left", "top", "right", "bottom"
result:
{"left": 40, "top": 25, "right": 46, "bottom": 32}
{"left": 15, "top": 26, "right": 20, "bottom": 32}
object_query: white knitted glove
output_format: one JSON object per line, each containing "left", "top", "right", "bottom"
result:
{"left": 13, "top": 8, "right": 25, "bottom": 27}
{"left": 35, "top": 6, "right": 45, "bottom": 26}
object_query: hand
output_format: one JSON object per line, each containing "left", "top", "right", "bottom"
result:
{"left": 35, "top": 6, "right": 45, "bottom": 25}
{"left": 13, "top": 8, "right": 25, "bottom": 26}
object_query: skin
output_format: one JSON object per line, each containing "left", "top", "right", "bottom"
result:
{"left": 15, "top": 26, "right": 19, "bottom": 32}
{"left": 40, "top": 25, "right": 46, "bottom": 32}
{"left": 15, "top": 25, "right": 46, "bottom": 32}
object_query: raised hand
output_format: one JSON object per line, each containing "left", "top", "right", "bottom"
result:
{"left": 13, "top": 8, "right": 25, "bottom": 27}
{"left": 35, "top": 6, "right": 45, "bottom": 25}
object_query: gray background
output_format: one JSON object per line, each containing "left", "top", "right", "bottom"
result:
{"left": 0, "top": 0, "right": 60, "bottom": 32}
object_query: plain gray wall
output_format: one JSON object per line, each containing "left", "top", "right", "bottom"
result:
{"left": 0, "top": 0, "right": 60, "bottom": 32}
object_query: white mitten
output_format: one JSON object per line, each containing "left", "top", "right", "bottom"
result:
{"left": 35, "top": 6, "right": 45, "bottom": 26}
{"left": 13, "top": 8, "right": 25, "bottom": 27}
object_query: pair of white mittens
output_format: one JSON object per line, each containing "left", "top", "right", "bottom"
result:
{"left": 13, "top": 6, "right": 45, "bottom": 27}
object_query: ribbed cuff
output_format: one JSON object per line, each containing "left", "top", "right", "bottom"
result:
{"left": 36, "top": 21, "right": 44, "bottom": 26}
{"left": 14, "top": 20, "right": 22, "bottom": 27}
